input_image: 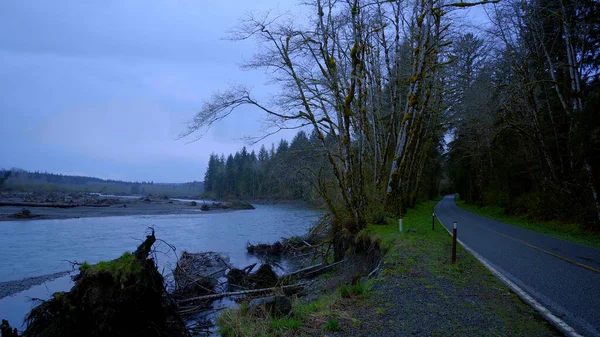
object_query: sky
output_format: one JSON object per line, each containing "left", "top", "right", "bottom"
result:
{"left": 0, "top": 0, "right": 304, "bottom": 182}
{"left": 0, "top": 1, "right": 489, "bottom": 183}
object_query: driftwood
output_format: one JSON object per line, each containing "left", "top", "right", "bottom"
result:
{"left": 367, "top": 261, "right": 383, "bottom": 278}
{"left": 303, "top": 259, "right": 347, "bottom": 276}
{"left": 286, "top": 259, "right": 346, "bottom": 278}
{"left": 0, "top": 202, "right": 110, "bottom": 208}
{"left": 227, "top": 264, "right": 278, "bottom": 289}
{"left": 177, "top": 283, "right": 305, "bottom": 305}
{"left": 285, "top": 263, "right": 324, "bottom": 277}
{"left": 174, "top": 251, "right": 230, "bottom": 297}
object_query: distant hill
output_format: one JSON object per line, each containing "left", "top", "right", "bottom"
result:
{"left": 0, "top": 168, "right": 203, "bottom": 197}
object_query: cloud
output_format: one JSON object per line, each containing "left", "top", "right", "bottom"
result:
{"left": 0, "top": 1, "right": 299, "bottom": 182}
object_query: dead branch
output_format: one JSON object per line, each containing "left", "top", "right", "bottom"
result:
{"left": 177, "top": 283, "right": 306, "bottom": 305}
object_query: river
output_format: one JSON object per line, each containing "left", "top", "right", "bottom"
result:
{"left": 0, "top": 204, "right": 321, "bottom": 330}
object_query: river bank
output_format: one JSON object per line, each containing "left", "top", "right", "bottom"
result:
{"left": 0, "top": 191, "right": 254, "bottom": 221}
{"left": 215, "top": 201, "right": 562, "bottom": 336}
{"left": 0, "top": 203, "right": 322, "bottom": 334}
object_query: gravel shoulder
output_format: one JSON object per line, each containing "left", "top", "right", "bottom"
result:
{"left": 309, "top": 201, "right": 562, "bottom": 336}
{"left": 0, "top": 271, "right": 70, "bottom": 300}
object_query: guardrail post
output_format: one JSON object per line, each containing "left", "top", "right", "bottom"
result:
{"left": 451, "top": 221, "right": 457, "bottom": 264}
{"left": 399, "top": 217, "right": 403, "bottom": 232}
{"left": 432, "top": 213, "right": 435, "bottom": 230}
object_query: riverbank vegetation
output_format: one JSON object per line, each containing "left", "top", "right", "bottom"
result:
{"left": 216, "top": 201, "right": 559, "bottom": 336}
{"left": 0, "top": 168, "right": 203, "bottom": 197}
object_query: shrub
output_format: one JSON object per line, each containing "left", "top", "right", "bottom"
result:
{"left": 339, "top": 283, "right": 369, "bottom": 298}
{"left": 369, "top": 210, "right": 387, "bottom": 225}
{"left": 324, "top": 319, "right": 342, "bottom": 331}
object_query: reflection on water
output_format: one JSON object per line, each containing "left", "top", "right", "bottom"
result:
{"left": 0, "top": 204, "right": 321, "bottom": 331}
{"left": 0, "top": 275, "right": 74, "bottom": 329}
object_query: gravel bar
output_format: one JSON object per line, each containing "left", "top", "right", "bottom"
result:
{"left": 0, "top": 271, "right": 71, "bottom": 299}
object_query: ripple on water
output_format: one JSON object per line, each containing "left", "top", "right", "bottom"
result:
{"left": 0, "top": 204, "right": 322, "bottom": 333}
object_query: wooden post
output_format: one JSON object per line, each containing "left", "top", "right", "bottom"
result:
{"left": 451, "top": 221, "right": 457, "bottom": 264}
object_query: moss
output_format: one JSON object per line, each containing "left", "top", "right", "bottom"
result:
{"left": 79, "top": 251, "right": 142, "bottom": 284}
{"left": 408, "top": 94, "right": 418, "bottom": 108}
{"left": 25, "top": 231, "right": 187, "bottom": 337}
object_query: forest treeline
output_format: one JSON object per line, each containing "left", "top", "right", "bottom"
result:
{"left": 204, "top": 128, "right": 441, "bottom": 204}
{"left": 203, "top": 131, "right": 320, "bottom": 201}
{"left": 0, "top": 169, "right": 204, "bottom": 196}
{"left": 446, "top": 0, "right": 600, "bottom": 224}
{"left": 186, "top": 0, "right": 599, "bottom": 241}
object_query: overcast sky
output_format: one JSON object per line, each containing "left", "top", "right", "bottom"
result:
{"left": 0, "top": 1, "right": 488, "bottom": 183}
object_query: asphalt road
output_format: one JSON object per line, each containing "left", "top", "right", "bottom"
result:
{"left": 435, "top": 195, "right": 600, "bottom": 337}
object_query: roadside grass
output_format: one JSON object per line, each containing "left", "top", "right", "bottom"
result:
{"left": 369, "top": 201, "right": 480, "bottom": 282}
{"left": 365, "top": 201, "right": 560, "bottom": 336}
{"left": 456, "top": 200, "right": 600, "bottom": 248}
{"left": 217, "top": 289, "right": 365, "bottom": 336}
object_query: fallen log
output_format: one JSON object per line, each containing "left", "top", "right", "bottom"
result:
{"left": 177, "top": 283, "right": 305, "bottom": 305}
{"left": 285, "top": 263, "right": 324, "bottom": 277}
{"left": 304, "top": 259, "right": 346, "bottom": 276}
{"left": 286, "top": 259, "right": 346, "bottom": 278}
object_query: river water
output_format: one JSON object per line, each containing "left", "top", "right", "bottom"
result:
{"left": 0, "top": 204, "right": 322, "bottom": 330}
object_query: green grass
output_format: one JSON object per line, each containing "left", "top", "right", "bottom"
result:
{"left": 457, "top": 200, "right": 600, "bottom": 248}
{"left": 323, "top": 319, "right": 342, "bottom": 331}
{"left": 271, "top": 317, "right": 302, "bottom": 331}
{"left": 365, "top": 201, "right": 559, "bottom": 336}
{"left": 338, "top": 282, "right": 372, "bottom": 298}
{"left": 368, "top": 201, "right": 471, "bottom": 281}
{"left": 217, "top": 292, "right": 350, "bottom": 337}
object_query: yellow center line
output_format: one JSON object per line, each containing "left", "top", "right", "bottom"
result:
{"left": 460, "top": 211, "right": 600, "bottom": 274}
{"left": 438, "top": 201, "right": 600, "bottom": 273}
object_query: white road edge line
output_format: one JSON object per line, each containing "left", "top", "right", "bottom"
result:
{"left": 434, "top": 204, "right": 584, "bottom": 337}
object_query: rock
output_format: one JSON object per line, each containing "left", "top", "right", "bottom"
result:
{"left": 200, "top": 204, "right": 210, "bottom": 211}
{"left": 248, "top": 296, "right": 292, "bottom": 317}
{"left": 189, "top": 201, "right": 197, "bottom": 206}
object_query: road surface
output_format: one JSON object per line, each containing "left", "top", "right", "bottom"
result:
{"left": 435, "top": 195, "right": 600, "bottom": 337}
